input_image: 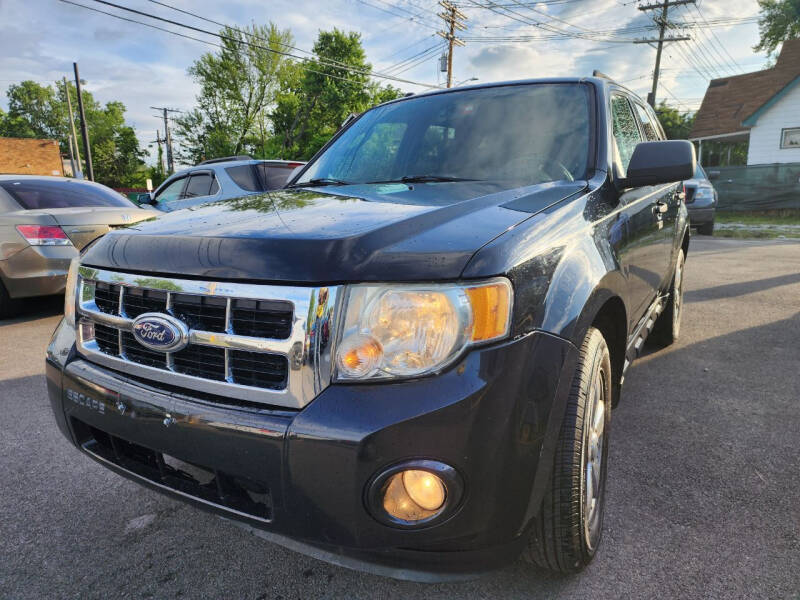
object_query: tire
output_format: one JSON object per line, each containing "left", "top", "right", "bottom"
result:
{"left": 697, "top": 221, "right": 714, "bottom": 235}
{"left": 525, "top": 326, "right": 612, "bottom": 573}
{"left": 0, "top": 280, "right": 19, "bottom": 319}
{"left": 650, "top": 248, "right": 685, "bottom": 347}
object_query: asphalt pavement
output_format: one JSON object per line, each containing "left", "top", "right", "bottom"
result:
{"left": 1, "top": 237, "right": 798, "bottom": 599}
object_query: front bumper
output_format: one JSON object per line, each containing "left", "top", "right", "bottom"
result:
{"left": 46, "top": 319, "right": 576, "bottom": 580}
{"left": 0, "top": 244, "right": 77, "bottom": 298}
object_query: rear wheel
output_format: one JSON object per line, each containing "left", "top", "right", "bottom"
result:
{"left": 0, "top": 280, "right": 19, "bottom": 319}
{"left": 650, "top": 248, "right": 685, "bottom": 347}
{"left": 525, "top": 326, "right": 612, "bottom": 573}
{"left": 697, "top": 221, "right": 714, "bottom": 236}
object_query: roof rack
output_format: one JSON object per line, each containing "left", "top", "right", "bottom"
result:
{"left": 592, "top": 70, "right": 618, "bottom": 83}
{"left": 197, "top": 155, "right": 253, "bottom": 165}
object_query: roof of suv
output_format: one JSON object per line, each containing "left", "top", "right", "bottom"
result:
{"left": 169, "top": 158, "right": 303, "bottom": 179}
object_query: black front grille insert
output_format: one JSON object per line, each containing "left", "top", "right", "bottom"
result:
{"left": 232, "top": 299, "right": 293, "bottom": 339}
{"left": 71, "top": 418, "right": 273, "bottom": 522}
{"left": 172, "top": 293, "right": 227, "bottom": 332}
{"left": 94, "top": 323, "right": 120, "bottom": 355}
{"left": 121, "top": 331, "right": 167, "bottom": 369}
{"left": 684, "top": 186, "right": 696, "bottom": 204}
{"left": 123, "top": 287, "right": 167, "bottom": 318}
{"left": 93, "top": 282, "right": 120, "bottom": 314}
{"left": 173, "top": 345, "right": 226, "bottom": 381}
{"left": 230, "top": 351, "right": 288, "bottom": 389}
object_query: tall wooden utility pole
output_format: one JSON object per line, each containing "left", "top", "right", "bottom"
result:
{"left": 150, "top": 106, "right": 180, "bottom": 174}
{"left": 63, "top": 77, "right": 82, "bottom": 177}
{"left": 634, "top": 0, "right": 696, "bottom": 108}
{"left": 635, "top": 1, "right": 694, "bottom": 107}
{"left": 437, "top": 1, "right": 467, "bottom": 88}
{"left": 73, "top": 62, "right": 94, "bottom": 181}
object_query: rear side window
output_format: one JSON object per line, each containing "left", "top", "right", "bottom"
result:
{"left": 0, "top": 180, "right": 133, "bottom": 209}
{"left": 256, "top": 164, "right": 298, "bottom": 190}
{"left": 633, "top": 102, "right": 661, "bottom": 141}
{"left": 226, "top": 165, "right": 261, "bottom": 192}
{"left": 610, "top": 95, "right": 643, "bottom": 175}
{"left": 184, "top": 173, "right": 217, "bottom": 198}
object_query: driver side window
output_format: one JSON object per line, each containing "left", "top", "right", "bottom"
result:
{"left": 610, "top": 95, "right": 642, "bottom": 177}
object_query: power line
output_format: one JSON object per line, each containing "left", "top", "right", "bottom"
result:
{"left": 61, "top": 0, "right": 442, "bottom": 90}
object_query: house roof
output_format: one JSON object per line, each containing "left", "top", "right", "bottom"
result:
{"left": 689, "top": 38, "right": 800, "bottom": 140}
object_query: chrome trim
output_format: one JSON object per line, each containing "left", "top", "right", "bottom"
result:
{"left": 75, "top": 266, "right": 341, "bottom": 409}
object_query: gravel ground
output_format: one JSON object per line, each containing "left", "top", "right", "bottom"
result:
{"left": 1, "top": 237, "right": 798, "bottom": 599}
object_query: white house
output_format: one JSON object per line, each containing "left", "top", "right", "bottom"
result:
{"left": 689, "top": 38, "right": 800, "bottom": 166}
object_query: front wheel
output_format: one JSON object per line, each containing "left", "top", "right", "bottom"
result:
{"left": 524, "top": 326, "right": 612, "bottom": 573}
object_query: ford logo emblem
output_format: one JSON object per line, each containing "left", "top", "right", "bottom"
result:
{"left": 131, "top": 313, "right": 189, "bottom": 352}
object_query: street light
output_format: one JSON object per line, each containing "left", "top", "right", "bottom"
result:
{"left": 455, "top": 77, "right": 478, "bottom": 86}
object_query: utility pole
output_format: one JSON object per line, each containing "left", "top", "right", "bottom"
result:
{"left": 63, "top": 76, "right": 82, "bottom": 177}
{"left": 635, "top": 0, "right": 694, "bottom": 107}
{"left": 437, "top": 1, "right": 467, "bottom": 88}
{"left": 73, "top": 62, "right": 94, "bottom": 181}
{"left": 151, "top": 106, "right": 180, "bottom": 173}
{"left": 150, "top": 130, "right": 166, "bottom": 175}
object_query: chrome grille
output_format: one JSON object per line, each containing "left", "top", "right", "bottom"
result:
{"left": 74, "top": 266, "right": 340, "bottom": 408}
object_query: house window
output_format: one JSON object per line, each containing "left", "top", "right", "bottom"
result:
{"left": 780, "top": 127, "right": 800, "bottom": 149}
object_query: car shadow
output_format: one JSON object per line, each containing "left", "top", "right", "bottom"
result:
{"left": 1, "top": 294, "right": 64, "bottom": 324}
{"left": 684, "top": 271, "right": 800, "bottom": 302}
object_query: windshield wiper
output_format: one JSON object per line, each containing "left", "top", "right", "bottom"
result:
{"left": 289, "top": 178, "right": 352, "bottom": 188}
{"left": 368, "top": 175, "right": 482, "bottom": 184}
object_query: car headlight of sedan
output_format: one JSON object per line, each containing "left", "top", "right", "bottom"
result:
{"left": 334, "top": 278, "right": 512, "bottom": 381}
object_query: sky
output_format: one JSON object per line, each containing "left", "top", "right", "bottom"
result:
{"left": 0, "top": 0, "right": 767, "bottom": 163}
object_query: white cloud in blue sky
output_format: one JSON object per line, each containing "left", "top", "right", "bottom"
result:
{"left": 1, "top": 0, "right": 766, "bottom": 161}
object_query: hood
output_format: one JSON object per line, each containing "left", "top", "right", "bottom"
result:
{"left": 82, "top": 181, "right": 586, "bottom": 283}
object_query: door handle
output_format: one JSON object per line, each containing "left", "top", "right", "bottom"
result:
{"left": 653, "top": 201, "right": 668, "bottom": 214}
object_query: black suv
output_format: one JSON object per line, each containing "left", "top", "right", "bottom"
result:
{"left": 47, "top": 76, "right": 693, "bottom": 581}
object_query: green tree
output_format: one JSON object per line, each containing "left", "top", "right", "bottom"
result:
{"left": 754, "top": 0, "right": 800, "bottom": 55}
{"left": 173, "top": 23, "right": 295, "bottom": 164}
{"left": 0, "top": 80, "right": 147, "bottom": 187}
{"left": 271, "top": 29, "right": 403, "bottom": 159}
{"left": 654, "top": 102, "right": 696, "bottom": 140}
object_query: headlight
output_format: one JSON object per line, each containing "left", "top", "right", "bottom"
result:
{"left": 334, "top": 278, "right": 512, "bottom": 381}
{"left": 63, "top": 258, "right": 80, "bottom": 327}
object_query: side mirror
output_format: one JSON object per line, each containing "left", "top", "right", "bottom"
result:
{"left": 707, "top": 170, "right": 720, "bottom": 181}
{"left": 136, "top": 192, "right": 154, "bottom": 205}
{"left": 619, "top": 140, "right": 696, "bottom": 188}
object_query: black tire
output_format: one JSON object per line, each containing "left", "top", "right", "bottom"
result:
{"left": 650, "top": 248, "right": 685, "bottom": 347}
{"left": 525, "top": 326, "right": 612, "bottom": 573}
{"left": 697, "top": 221, "right": 714, "bottom": 236}
{"left": 0, "top": 279, "right": 19, "bottom": 319}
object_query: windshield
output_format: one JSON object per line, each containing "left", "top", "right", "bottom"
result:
{"left": 296, "top": 83, "right": 592, "bottom": 191}
{"left": 0, "top": 179, "right": 135, "bottom": 210}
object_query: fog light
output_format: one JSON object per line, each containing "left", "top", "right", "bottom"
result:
{"left": 370, "top": 461, "right": 463, "bottom": 527}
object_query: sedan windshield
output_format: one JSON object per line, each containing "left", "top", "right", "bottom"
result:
{"left": 296, "top": 83, "right": 592, "bottom": 191}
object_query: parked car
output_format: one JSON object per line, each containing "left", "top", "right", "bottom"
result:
{"left": 683, "top": 163, "right": 717, "bottom": 235}
{"left": 143, "top": 157, "right": 306, "bottom": 212}
{"left": 0, "top": 176, "right": 158, "bottom": 318}
{"left": 48, "top": 76, "right": 693, "bottom": 580}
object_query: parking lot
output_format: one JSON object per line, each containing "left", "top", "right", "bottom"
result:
{"left": 1, "top": 236, "right": 798, "bottom": 599}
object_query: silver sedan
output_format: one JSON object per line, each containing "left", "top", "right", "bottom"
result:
{"left": 0, "top": 176, "right": 159, "bottom": 318}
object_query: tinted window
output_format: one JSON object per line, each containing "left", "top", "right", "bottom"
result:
{"left": 256, "top": 164, "right": 299, "bottom": 190}
{"left": 226, "top": 165, "right": 260, "bottom": 191}
{"left": 184, "top": 173, "right": 215, "bottom": 198}
{"left": 633, "top": 102, "right": 661, "bottom": 141}
{"left": 297, "top": 83, "right": 592, "bottom": 191}
{"left": 611, "top": 95, "right": 642, "bottom": 175}
{"left": 0, "top": 179, "right": 134, "bottom": 209}
{"left": 154, "top": 177, "right": 186, "bottom": 204}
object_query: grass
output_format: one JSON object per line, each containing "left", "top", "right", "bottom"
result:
{"left": 716, "top": 211, "right": 800, "bottom": 225}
